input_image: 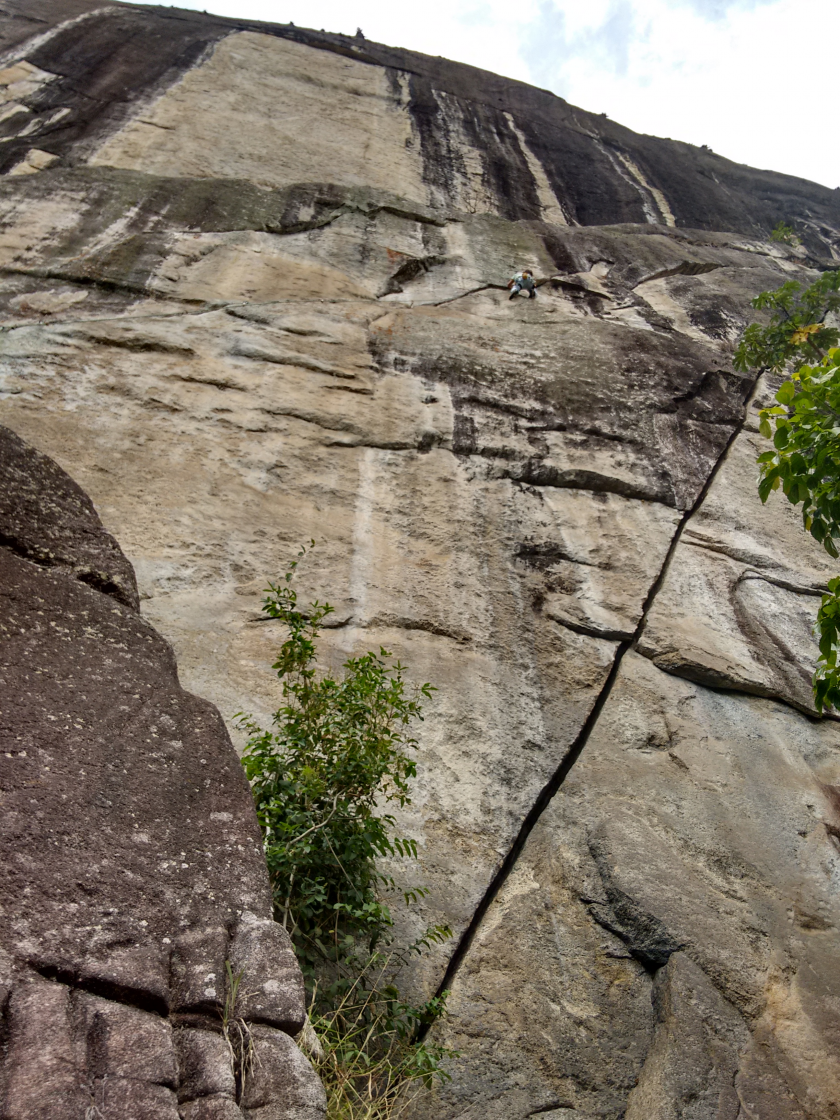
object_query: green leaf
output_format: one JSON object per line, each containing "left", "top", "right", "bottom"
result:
{"left": 776, "top": 380, "right": 796, "bottom": 406}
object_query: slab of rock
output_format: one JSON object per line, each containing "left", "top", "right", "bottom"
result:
{"left": 1, "top": 4, "right": 839, "bottom": 1117}
{"left": 639, "top": 381, "right": 837, "bottom": 713}
{"left": 0, "top": 424, "right": 324, "bottom": 1119}
{"left": 422, "top": 654, "right": 840, "bottom": 1120}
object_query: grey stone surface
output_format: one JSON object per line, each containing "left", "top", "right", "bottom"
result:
{"left": 176, "top": 1029, "right": 237, "bottom": 1104}
{"left": 0, "top": 3, "right": 839, "bottom": 1118}
{"left": 181, "top": 1098, "right": 246, "bottom": 1120}
{"left": 420, "top": 655, "right": 840, "bottom": 1120}
{"left": 241, "top": 1027, "right": 327, "bottom": 1120}
{"left": 625, "top": 952, "right": 749, "bottom": 1120}
{"left": 228, "top": 912, "right": 306, "bottom": 1033}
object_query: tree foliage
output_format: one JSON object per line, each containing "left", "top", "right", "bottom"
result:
{"left": 769, "top": 220, "right": 801, "bottom": 247}
{"left": 734, "top": 272, "right": 840, "bottom": 711}
{"left": 236, "top": 545, "right": 455, "bottom": 1115}
{"left": 733, "top": 271, "right": 840, "bottom": 375}
{"left": 753, "top": 351, "right": 840, "bottom": 558}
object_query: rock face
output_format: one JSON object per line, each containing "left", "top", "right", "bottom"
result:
{"left": 0, "top": 3, "right": 839, "bottom": 1118}
{"left": 0, "top": 424, "right": 325, "bottom": 1118}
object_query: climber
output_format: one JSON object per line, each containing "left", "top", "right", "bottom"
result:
{"left": 508, "top": 269, "right": 537, "bottom": 300}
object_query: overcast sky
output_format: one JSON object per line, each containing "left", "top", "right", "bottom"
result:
{"left": 157, "top": 0, "right": 839, "bottom": 190}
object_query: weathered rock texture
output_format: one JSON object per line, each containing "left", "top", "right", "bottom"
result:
{"left": 0, "top": 2, "right": 839, "bottom": 1118}
{"left": 0, "top": 424, "right": 325, "bottom": 1118}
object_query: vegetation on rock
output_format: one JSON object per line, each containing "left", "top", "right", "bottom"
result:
{"left": 237, "top": 545, "right": 455, "bottom": 1117}
{"left": 735, "top": 270, "right": 840, "bottom": 710}
{"left": 769, "top": 220, "right": 801, "bottom": 247}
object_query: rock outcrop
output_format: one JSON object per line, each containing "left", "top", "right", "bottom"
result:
{"left": 0, "top": 424, "right": 325, "bottom": 1119}
{"left": 0, "top": 3, "right": 839, "bottom": 1118}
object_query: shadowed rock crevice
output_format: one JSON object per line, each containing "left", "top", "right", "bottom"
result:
{"left": 586, "top": 833, "right": 686, "bottom": 972}
{"left": 31, "top": 961, "right": 171, "bottom": 1018}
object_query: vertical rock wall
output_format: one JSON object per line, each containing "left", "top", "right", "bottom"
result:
{"left": 0, "top": 4, "right": 839, "bottom": 1118}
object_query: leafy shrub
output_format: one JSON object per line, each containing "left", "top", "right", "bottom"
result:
{"left": 237, "top": 545, "right": 455, "bottom": 1115}
{"left": 735, "top": 273, "right": 840, "bottom": 710}
{"left": 733, "top": 271, "right": 840, "bottom": 376}
{"left": 754, "top": 350, "right": 840, "bottom": 556}
{"left": 769, "top": 220, "right": 801, "bottom": 246}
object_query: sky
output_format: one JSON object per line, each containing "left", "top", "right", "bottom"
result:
{"left": 155, "top": 0, "right": 840, "bottom": 190}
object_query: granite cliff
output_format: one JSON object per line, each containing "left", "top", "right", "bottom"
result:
{"left": 1, "top": 2, "right": 839, "bottom": 1118}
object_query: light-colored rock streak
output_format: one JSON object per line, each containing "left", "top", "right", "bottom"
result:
{"left": 90, "top": 31, "right": 428, "bottom": 203}
{"left": 0, "top": 59, "right": 56, "bottom": 105}
{"left": 0, "top": 8, "right": 113, "bottom": 70}
{"left": 504, "top": 113, "right": 568, "bottom": 226}
{"left": 347, "top": 445, "right": 378, "bottom": 630}
{"left": 613, "top": 150, "right": 677, "bottom": 228}
{"left": 7, "top": 149, "right": 60, "bottom": 176}
{"left": 634, "top": 275, "right": 711, "bottom": 341}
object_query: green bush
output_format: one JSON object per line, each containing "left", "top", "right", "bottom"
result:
{"left": 769, "top": 220, "right": 801, "bottom": 246}
{"left": 735, "top": 273, "right": 840, "bottom": 711}
{"left": 733, "top": 271, "right": 840, "bottom": 376}
{"left": 237, "top": 545, "right": 455, "bottom": 1116}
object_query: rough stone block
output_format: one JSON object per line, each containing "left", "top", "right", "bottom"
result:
{"left": 241, "top": 1025, "right": 326, "bottom": 1120}
{"left": 176, "top": 1027, "right": 237, "bottom": 1103}
{"left": 0, "top": 979, "right": 87, "bottom": 1120}
{"left": 180, "top": 1096, "right": 245, "bottom": 1120}
{"left": 170, "top": 927, "right": 230, "bottom": 1013}
{"left": 0, "top": 427, "right": 321, "bottom": 1116}
{"left": 90, "top": 1076, "right": 181, "bottom": 1120}
{"left": 73, "top": 991, "right": 177, "bottom": 1086}
{"left": 228, "top": 913, "right": 306, "bottom": 1034}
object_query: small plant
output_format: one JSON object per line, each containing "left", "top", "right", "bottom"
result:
{"left": 237, "top": 544, "right": 456, "bottom": 1116}
{"left": 770, "top": 220, "right": 801, "bottom": 246}
{"left": 221, "top": 961, "right": 255, "bottom": 1103}
{"left": 311, "top": 954, "right": 453, "bottom": 1120}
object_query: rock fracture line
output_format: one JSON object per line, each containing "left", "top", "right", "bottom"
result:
{"left": 419, "top": 369, "right": 766, "bottom": 1031}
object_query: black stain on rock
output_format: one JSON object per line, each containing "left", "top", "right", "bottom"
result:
{"left": 0, "top": 7, "right": 231, "bottom": 173}
{"left": 587, "top": 832, "right": 685, "bottom": 971}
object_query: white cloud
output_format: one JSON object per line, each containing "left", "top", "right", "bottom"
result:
{"left": 524, "top": 0, "right": 840, "bottom": 187}
{"left": 141, "top": 0, "right": 840, "bottom": 189}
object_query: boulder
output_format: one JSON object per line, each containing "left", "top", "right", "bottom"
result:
{"left": 0, "top": 424, "right": 325, "bottom": 1119}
